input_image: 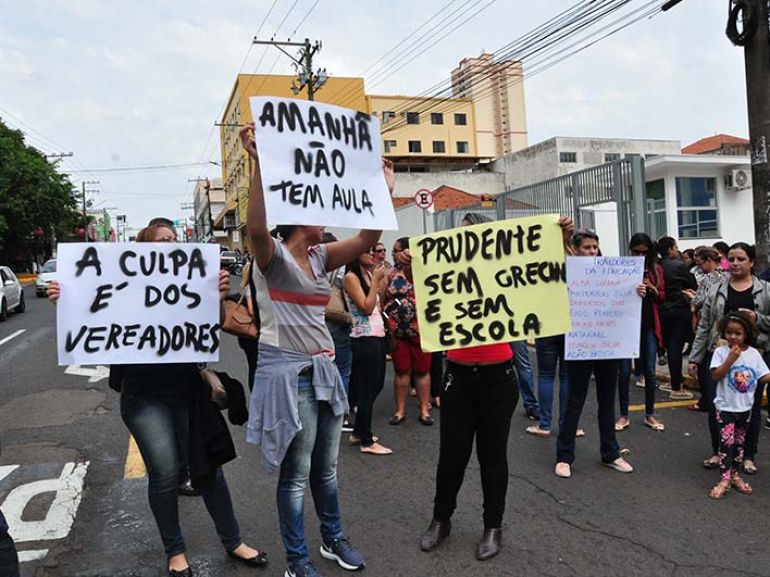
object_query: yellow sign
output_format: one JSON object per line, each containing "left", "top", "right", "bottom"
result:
{"left": 411, "top": 214, "right": 571, "bottom": 352}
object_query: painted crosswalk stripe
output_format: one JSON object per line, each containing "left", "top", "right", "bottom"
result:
{"left": 18, "top": 549, "right": 49, "bottom": 563}
{"left": 0, "top": 329, "right": 25, "bottom": 347}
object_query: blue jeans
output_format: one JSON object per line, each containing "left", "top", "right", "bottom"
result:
{"left": 618, "top": 328, "right": 659, "bottom": 417}
{"left": 511, "top": 340, "right": 537, "bottom": 411}
{"left": 328, "top": 323, "right": 352, "bottom": 393}
{"left": 535, "top": 335, "right": 568, "bottom": 431}
{"left": 277, "top": 376, "right": 345, "bottom": 563}
{"left": 121, "top": 394, "right": 242, "bottom": 557}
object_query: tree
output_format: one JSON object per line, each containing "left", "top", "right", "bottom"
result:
{"left": 0, "top": 119, "right": 79, "bottom": 269}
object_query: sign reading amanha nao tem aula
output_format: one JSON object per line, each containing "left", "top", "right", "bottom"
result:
{"left": 411, "top": 214, "right": 572, "bottom": 353}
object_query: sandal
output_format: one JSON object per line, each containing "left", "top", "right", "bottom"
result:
{"left": 742, "top": 460, "right": 758, "bottom": 475}
{"left": 644, "top": 417, "right": 665, "bottom": 431}
{"left": 703, "top": 456, "right": 720, "bottom": 469}
{"left": 614, "top": 418, "right": 630, "bottom": 431}
{"left": 525, "top": 425, "right": 551, "bottom": 438}
{"left": 731, "top": 476, "right": 753, "bottom": 494}
{"left": 708, "top": 481, "right": 730, "bottom": 500}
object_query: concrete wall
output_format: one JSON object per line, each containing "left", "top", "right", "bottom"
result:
{"left": 391, "top": 171, "right": 505, "bottom": 199}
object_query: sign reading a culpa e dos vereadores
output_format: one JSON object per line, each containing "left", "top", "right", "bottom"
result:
{"left": 56, "top": 243, "right": 221, "bottom": 366}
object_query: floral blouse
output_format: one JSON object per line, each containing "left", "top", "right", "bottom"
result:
{"left": 692, "top": 269, "right": 728, "bottom": 310}
{"left": 383, "top": 266, "right": 419, "bottom": 340}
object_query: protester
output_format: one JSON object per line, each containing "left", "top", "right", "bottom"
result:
{"left": 615, "top": 233, "right": 666, "bottom": 432}
{"left": 383, "top": 237, "right": 433, "bottom": 426}
{"left": 321, "top": 232, "right": 354, "bottom": 433}
{"left": 683, "top": 246, "right": 726, "bottom": 412}
{"left": 555, "top": 229, "right": 635, "bottom": 478}
{"left": 49, "top": 221, "right": 266, "bottom": 577}
{"left": 713, "top": 241, "right": 730, "bottom": 271}
{"left": 689, "top": 242, "right": 770, "bottom": 474}
{"left": 419, "top": 213, "right": 573, "bottom": 562}
{"left": 344, "top": 248, "right": 392, "bottom": 453}
{"left": 657, "top": 236, "right": 697, "bottom": 400}
{"left": 240, "top": 122, "right": 395, "bottom": 577}
{"left": 372, "top": 241, "right": 392, "bottom": 269}
{"left": 236, "top": 258, "right": 259, "bottom": 393}
{"left": 707, "top": 311, "right": 770, "bottom": 499}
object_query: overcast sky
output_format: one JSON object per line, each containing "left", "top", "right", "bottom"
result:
{"left": 1, "top": 0, "right": 747, "bottom": 233}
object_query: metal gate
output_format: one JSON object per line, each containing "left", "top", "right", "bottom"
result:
{"left": 433, "top": 156, "right": 647, "bottom": 254}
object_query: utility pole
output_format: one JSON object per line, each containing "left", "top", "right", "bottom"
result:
{"left": 44, "top": 152, "right": 73, "bottom": 166}
{"left": 725, "top": 0, "right": 770, "bottom": 269}
{"left": 252, "top": 37, "right": 328, "bottom": 101}
{"left": 81, "top": 180, "right": 99, "bottom": 242}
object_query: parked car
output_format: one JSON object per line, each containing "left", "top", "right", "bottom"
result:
{"left": 0, "top": 266, "right": 25, "bottom": 321}
{"left": 35, "top": 259, "right": 56, "bottom": 297}
{"left": 220, "top": 251, "right": 239, "bottom": 269}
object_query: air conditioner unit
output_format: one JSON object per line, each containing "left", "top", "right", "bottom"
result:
{"left": 725, "top": 168, "right": 751, "bottom": 190}
{"left": 223, "top": 214, "right": 236, "bottom": 229}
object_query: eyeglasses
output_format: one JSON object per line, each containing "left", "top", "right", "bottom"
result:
{"left": 373, "top": 248, "right": 386, "bottom": 253}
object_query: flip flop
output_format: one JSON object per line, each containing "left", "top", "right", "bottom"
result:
{"left": 644, "top": 419, "right": 665, "bottom": 431}
{"left": 615, "top": 420, "right": 630, "bottom": 431}
{"left": 703, "top": 456, "right": 720, "bottom": 469}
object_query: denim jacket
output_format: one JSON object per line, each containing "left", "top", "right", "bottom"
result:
{"left": 690, "top": 276, "right": 770, "bottom": 364}
{"left": 246, "top": 342, "right": 347, "bottom": 472}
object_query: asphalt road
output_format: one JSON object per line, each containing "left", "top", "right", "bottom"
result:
{"left": 3, "top": 283, "right": 770, "bottom": 577}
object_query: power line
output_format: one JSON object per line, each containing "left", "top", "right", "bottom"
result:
{"left": 67, "top": 162, "right": 213, "bottom": 173}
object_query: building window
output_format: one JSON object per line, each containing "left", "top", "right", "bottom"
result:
{"left": 430, "top": 113, "right": 444, "bottom": 125}
{"left": 456, "top": 141, "right": 469, "bottom": 154}
{"left": 605, "top": 153, "right": 621, "bottom": 162}
{"left": 384, "top": 140, "right": 397, "bottom": 153}
{"left": 432, "top": 140, "right": 446, "bottom": 153}
{"left": 676, "top": 177, "right": 718, "bottom": 238}
{"left": 560, "top": 152, "right": 577, "bottom": 163}
{"left": 406, "top": 112, "right": 420, "bottom": 125}
{"left": 382, "top": 111, "right": 395, "bottom": 123}
{"left": 408, "top": 140, "right": 422, "bottom": 153}
{"left": 454, "top": 113, "right": 467, "bottom": 126}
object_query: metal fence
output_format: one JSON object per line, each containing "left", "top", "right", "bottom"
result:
{"left": 433, "top": 156, "right": 647, "bottom": 252}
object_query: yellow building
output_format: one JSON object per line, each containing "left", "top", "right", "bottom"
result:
{"left": 214, "top": 54, "right": 527, "bottom": 249}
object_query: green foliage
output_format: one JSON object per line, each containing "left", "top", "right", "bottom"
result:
{"left": 0, "top": 119, "right": 79, "bottom": 265}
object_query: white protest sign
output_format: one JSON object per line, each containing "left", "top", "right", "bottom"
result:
{"left": 56, "top": 243, "right": 221, "bottom": 365}
{"left": 250, "top": 96, "right": 398, "bottom": 230}
{"left": 564, "top": 256, "right": 644, "bottom": 361}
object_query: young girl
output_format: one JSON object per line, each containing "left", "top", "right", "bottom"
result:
{"left": 708, "top": 312, "right": 770, "bottom": 499}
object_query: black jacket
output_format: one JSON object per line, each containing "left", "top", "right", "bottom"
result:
{"left": 659, "top": 257, "right": 696, "bottom": 311}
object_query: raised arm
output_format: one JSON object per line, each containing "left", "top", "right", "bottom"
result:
{"left": 325, "top": 158, "right": 395, "bottom": 272}
{"left": 240, "top": 122, "right": 275, "bottom": 273}
{"left": 343, "top": 268, "right": 386, "bottom": 316}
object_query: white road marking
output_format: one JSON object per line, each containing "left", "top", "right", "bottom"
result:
{"left": 3, "top": 461, "right": 89, "bottom": 543}
{"left": 0, "top": 329, "right": 25, "bottom": 347}
{"left": 64, "top": 364, "right": 109, "bottom": 383}
{"left": 17, "top": 549, "right": 49, "bottom": 563}
{"left": 0, "top": 465, "right": 19, "bottom": 482}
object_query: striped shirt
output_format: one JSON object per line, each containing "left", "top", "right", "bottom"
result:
{"left": 252, "top": 241, "right": 333, "bottom": 355}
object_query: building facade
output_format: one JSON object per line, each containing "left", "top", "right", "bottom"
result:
{"left": 192, "top": 178, "right": 226, "bottom": 244}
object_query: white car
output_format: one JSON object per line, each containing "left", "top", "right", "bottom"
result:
{"left": 36, "top": 259, "right": 56, "bottom": 297}
{"left": 0, "top": 266, "right": 25, "bottom": 321}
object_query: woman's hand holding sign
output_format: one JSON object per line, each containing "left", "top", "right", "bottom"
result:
{"left": 47, "top": 280, "right": 60, "bottom": 304}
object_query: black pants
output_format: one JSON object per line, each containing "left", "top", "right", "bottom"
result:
{"left": 699, "top": 353, "right": 721, "bottom": 455}
{"left": 557, "top": 360, "right": 620, "bottom": 465}
{"left": 350, "top": 337, "right": 386, "bottom": 446}
{"left": 660, "top": 307, "right": 692, "bottom": 391}
{"left": 744, "top": 380, "right": 768, "bottom": 462}
{"left": 430, "top": 352, "right": 445, "bottom": 399}
{"left": 0, "top": 511, "right": 19, "bottom": 577}
{"left": 433, "top": 361, "right": 519, "bottom": 529}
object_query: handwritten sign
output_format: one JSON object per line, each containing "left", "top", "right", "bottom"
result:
{"left": 411, "top": 214, "right": 571, "bottom": 352}
{"left": 56, "top": 243, "right": 221, "bottom": 365}
{"left": 250, "top": 96, "right": 398, "bottom": 230}
{"left": 564, "top": 256, "right": 644, "bottom": 361}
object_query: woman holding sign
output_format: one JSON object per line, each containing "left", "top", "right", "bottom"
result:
{"left": 419, "top": 213, "right": 574, "bottom": 562}
{"left": 240, "top": 121, "right": 395, "bottom": 577}
{"left": 554, "top": 229, "right": 637, "bottom": 479}
{"left": 49, "top": 221, "right": 267, "bottom": 577}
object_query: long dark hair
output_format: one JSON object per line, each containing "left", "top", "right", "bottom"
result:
{"left": 270, "top": 225, "right": 299, "bottom": 241}
{"left": 346, "top": 253, "right": 371, "bottom": 294}
{"left": 629, "top": 232, "right": 660, "bottom": 285}
{"left": 719, "top": 310, "right": 756, "bottom": 346}
{"left": 657, "top": 236, "right": 676, "bottom": 260}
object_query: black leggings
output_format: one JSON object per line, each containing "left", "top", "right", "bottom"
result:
{"left": 660, "top": 307, "right": 692, "bottom": 391}
{"left": 350, "top": 337, "right": 386, "bottom": 446}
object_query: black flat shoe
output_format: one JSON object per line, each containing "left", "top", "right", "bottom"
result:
{"left": 476, "top": 527, "right": 502, "bottom": 561}
{"left": 169, "top": 567, "right": 193, "bottom": 577}
{"left": 177, "top": 480, "right": 199, "bottom": 497}
{"left": 227, "top": 549, "right": 268, "bottom": 568}
{"left": 420, "top": 519, "right": 451, "bottom": 551}
{"left": 418, "top": 415, "right": 434, "bottom": 426}
{"left": 389, "top": 414, "right": 406, "bottom": 425}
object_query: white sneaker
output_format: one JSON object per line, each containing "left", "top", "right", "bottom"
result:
{"left": 555, "top": 462, "right": 571, "bottom": 478}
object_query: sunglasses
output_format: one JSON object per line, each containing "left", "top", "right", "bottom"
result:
{"left": 373, "top": 249, "right": 386, "bottom": 253}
